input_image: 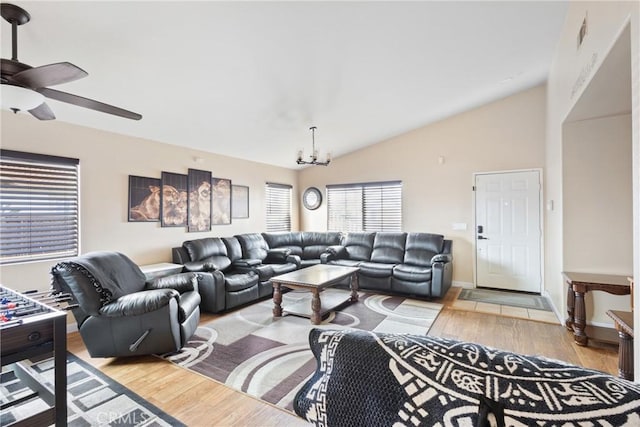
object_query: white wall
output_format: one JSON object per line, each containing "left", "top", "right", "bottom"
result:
{"left": 298, "top": 85, "right": 547, "bottom": 286}
{"left": 0, "top": 111, "right": 299, "bottom": 293}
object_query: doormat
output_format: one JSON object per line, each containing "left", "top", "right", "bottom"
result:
{"left": 162, "top": 289, "right": 443, "bottom": 413}
{"left": 458, "top": 288, "right": 552, "bottom": 311}
{"left": 1, "top": 352, "right": 184, "bottom": 427}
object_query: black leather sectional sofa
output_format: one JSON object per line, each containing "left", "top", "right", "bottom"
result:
{"left": 172, "top": 231, "right": 453, "bottom": 313}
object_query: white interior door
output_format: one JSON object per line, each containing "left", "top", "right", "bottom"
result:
{"left": 475, "top": 170, "right": 542, "bottom": 293}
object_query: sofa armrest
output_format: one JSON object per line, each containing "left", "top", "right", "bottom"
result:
{"left": 265, "top": 248, "right": 292, "bottom": 263}
{"left": 145, "top": 272, "right": 199, "bottom": 294}
{"left": 287, "top": 254, "right": 301, "bottom": 268}
{"left": 431, "top": 253, "right": 452, "bottom": 264}
{"left": 197, "top": 271, "right": 226, "bottom": 313}
{"left": 321, "top": 245, "right": 346, "bottom": 263}
{"left": 183, "top": 260, "right": 215, "bottom": 272}
{"left": 99, "top": 289, "right": 178, "bottom": 317}
{"left": 172, "top": 246, "right": 191, "bottom": 264}
{"left": 232, "top": 258, "right": 262, "bottom": 268}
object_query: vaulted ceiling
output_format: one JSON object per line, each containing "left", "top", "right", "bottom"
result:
{"left": 1, "top": 1, "right": 569, "bottom": 168}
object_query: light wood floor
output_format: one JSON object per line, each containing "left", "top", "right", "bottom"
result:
{"left": 67, "top": 287, "right": 619, "bottom": 427}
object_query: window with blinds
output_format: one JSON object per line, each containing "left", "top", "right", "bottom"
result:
{"left": 0, "top": 150, "right": 80, "bottom": 264}
{"left": 327, "top": 181, "right": 402, "bottom": 232}
{"left": 265, "top": 182, "right": 292, "bottom": 232}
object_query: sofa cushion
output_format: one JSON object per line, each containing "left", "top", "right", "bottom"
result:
{"left": 302, "top": 245, "right": 331, "bottom": 260}
{"left": 370, "top": 232, "right": 407, "bottom": 264}
{"left": 225, "top": 271, "right": 259, "bottom": 292}
{"left": 270, "top": 262, "right": 298, "bottom": 276}
{"left": 262, "top": 232, "right": 303, "bottom": 257}
{"left": 342, "top": 232, "right": 375, "bottom": 261}
{"left": 358, "top": 261, "right": 397, "bottom": 278}
{"left": 183, "top": 237, "right": 226, "bottom": 262}
{"left": 404, "top": 233, "right": 445, "bottom": 267}
{"left": 222, "top": 237, "right": 243, "bottom": 262}
{"left": 301, "top": 232, "right": 342, "bottom": 259}
{"left": 236, "top": 233, "right": 269, "bottom": 260}
{"left": 392, "top": 263, "right": 432, "bottom": 282}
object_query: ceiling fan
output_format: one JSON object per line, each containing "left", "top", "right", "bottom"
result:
{"left": 0, "top": 3, "right": 141, "bottom": 120}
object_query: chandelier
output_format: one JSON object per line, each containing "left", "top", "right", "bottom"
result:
{"left": 296, "top": 126, "right": 331, "bottom": 166}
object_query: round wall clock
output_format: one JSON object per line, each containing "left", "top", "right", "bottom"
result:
{"left": 303, "top": 187, "right": 322, "bottom": 210}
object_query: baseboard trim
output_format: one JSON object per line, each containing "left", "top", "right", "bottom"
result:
{"left": 67, "top": 323, "right": 78, "bottom": 334}
{"left": 452, "top": 281, "right": 474, "bottom": 289}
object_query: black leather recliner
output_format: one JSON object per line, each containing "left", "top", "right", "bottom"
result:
{"left": 391, "top": 233, "right": 453, "bottom": 298}
{"left": 50, "top": 251, "right": 201, "bottom": 358}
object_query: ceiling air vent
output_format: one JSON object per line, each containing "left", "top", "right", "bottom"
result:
{"left": 577, "top": 13, "right": 588, "bottom": 50}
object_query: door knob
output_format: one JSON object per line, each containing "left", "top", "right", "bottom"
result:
{"left": 478, "top": 236, "right": 488, "bottom": 240}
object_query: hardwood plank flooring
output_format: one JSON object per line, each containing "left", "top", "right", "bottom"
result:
{"left": 67, "top": 287, "right": 619, "bottom": 426}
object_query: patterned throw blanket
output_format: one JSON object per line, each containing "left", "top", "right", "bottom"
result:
{"left": 294, "top": 329, "right": 640, "bottom": 426}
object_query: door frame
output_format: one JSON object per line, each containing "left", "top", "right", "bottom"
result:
{"left": 472, "top": 168, "right": 545, "bottom": 292}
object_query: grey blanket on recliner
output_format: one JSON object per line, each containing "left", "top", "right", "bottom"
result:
{"left": 294, "top": 329, "right": 640, "bottom": 427}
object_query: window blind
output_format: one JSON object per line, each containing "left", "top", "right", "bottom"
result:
{"left": 265, "top": 182, "right": 292, "bottom": 232}
{"left": 0, "top": 150, "right": 79, "bottom": 264}
{"left": 327, "top": 181, "right": 402, "bottom": 232}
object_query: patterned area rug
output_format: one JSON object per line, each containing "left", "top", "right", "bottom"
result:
{"left": 1, "top": 352, "right": 184, "bottom": 427}
{"left": 458, "top": 288, "right": 552, "bottom": 311}
{"left": 163, "top": 289, "right": 443, "bottom": 412}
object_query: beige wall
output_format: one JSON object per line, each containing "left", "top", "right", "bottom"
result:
{"left": 545, "top": 1, "right": 639, "bottom": 368}
{"left": 563, "top": 114, "right": 633, "bottom": 322}
{"left": 0, "top": 111, "right": 299, "bottom": 293}
{"left": 298, "top": 85, "right": 547, "bottom": 285}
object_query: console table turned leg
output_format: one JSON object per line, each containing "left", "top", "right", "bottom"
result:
{"left": 272, "top": 283, "right": 283, "bottom": 318}
{"left": 566, "top": 281, "right": 575, "bottom": 331}
{"left": 618, "top": 330, "right": 634, "bottom": 381}
{"left": 573, "top": 290, "right": 588, "bottom": 346}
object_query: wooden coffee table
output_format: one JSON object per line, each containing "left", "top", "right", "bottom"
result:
{"left": 271, "top": 264, "right": 359, "bottom": 324}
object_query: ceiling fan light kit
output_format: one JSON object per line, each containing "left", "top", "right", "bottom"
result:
{"left": 1, "top": 83, "right": 43, "bottom": 111}
{"left": 0, "top": 3, "right": 142, "bottom": 121}
{"left": 297, "top": 126, "right": 331, "bottom": 166}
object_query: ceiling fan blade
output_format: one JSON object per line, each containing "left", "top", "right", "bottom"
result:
{"left": 38, "top": 87, "right": 142, "bottom": 120}
{"left": 29, "top": 102, "right": 55, "bottom": 120}
{"left": 11, "top": 62, "right": 88, "bottom": 89}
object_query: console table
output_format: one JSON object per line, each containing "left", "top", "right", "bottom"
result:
{"left": 139, "top": 262, "right": 183, "bottom": 280}
{"left": 606, "top": 309, "right": 634, "bottom": 380}
{"left": 563, "top": 272, "right": 631, "bottom": 346}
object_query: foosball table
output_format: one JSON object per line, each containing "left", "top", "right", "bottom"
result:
{"left": 0, "top": 285, "right": 71, "bottom": 427}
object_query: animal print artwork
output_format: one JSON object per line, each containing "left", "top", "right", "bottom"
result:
{"left": 211, "top": 178, "right": 231, "bottom": 225}
{"left": 187, "top": 169, "right": 212, "bottom": 232}
{"left": 161, "top": 172, "right": 188, "bottom": 227}
{"left": 128, "top": 176, "right": 161, "bottom": 221}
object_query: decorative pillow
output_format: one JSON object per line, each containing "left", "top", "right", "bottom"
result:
{"left": 294, "top": 329, "right": 640, "bottom": 426}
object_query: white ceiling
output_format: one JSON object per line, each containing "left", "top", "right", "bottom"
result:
{"left": 1, "top": 1, "right": 569, "bottom": 169}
